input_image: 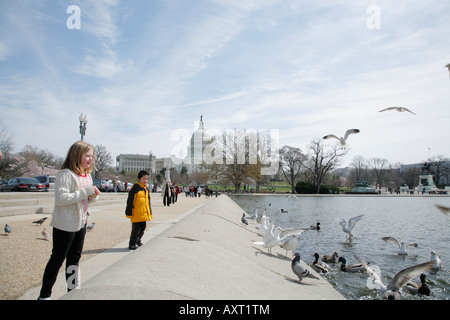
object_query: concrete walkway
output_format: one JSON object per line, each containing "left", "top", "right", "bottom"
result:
{"left": 59, "top": 195, "right": 344, "bottom": 300}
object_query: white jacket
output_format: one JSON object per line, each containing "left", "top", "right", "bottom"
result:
{"left": 50, "top": 169, "right": 99, "bottom": 232}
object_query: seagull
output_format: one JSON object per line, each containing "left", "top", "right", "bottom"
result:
{"left": 87, "top": 222, "right": 96, "bottom": 231}
{"left": 309, "top": 222, "right": 320, "bottom": 230}
{"left": 33, "top": 217, "right": 48, "bottom": 225}
{"left": 322, "top": 252, "right": 339, "bottom": 263}
{"left": 291, "top": 253, "right": 319, "bottom": 282}
{"left": 279, "top": 234, "right": 301, "bottom": 256}
{"left": 323, "top": 129, "right": 360, "bottom": 148}
{"left": 311, "top": 253, "right": 330, "bottom": 273}
{"left": 382, "top": 237, "right": 418, "bottom": 255}
{"left": 254, "top": 224, "right": 307, "bottom": 254}
{"left": 404, "top": 273, "right": 431, "bottom": 296}
{"left": 258, "top": 216, "right": 270, "bottom": 237}
{"left": 354, "top": 254, "right": 435, "bottom": 300}
{"left": 42, "top": 228, "right": 51, "bottom": 240}
{"left": 378, "top": 106, "right": 416, "bottom": 115}
{"left": 339, "top": 214, "right": 364, "bottom": 237}
{"left": 435, "top": 204, "right": 450, "bottom": 216}
{"left": 430, "top": 251, "right": 442, "bottom": 270}
{"left": 241, "top": 213, "right": 248, "bottom": 226}
{"left": 4, "top": 224, "right": 11, "bottom": 236}
{"left": 247, "top": 209, "right": 258, "bottom": 220}
{"left": 338, "top": 256, "right": 365, "bottom": 272}
{"left": 445, "top": 63, "right": 450, "bottom": 77}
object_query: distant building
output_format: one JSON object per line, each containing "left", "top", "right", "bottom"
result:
{"left": 183, "top": 115, "right": 212, "bottom": 173}
{"left": 116, "top": 154, "right": 152, "bottom": 173}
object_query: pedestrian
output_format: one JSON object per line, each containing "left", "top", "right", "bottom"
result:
{"left": 162, "top": 178, "right": 171, "bottom": 206}
{"left": 125, "top": 170, "right": 152, "bottom": 250}
{"left": 197, "top": 185, "right": 202, "bottom": 197}
{"left": 38, "top": 141, "right": 100, "bottom": 300}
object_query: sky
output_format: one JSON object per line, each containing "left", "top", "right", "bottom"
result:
{"left": 0, "top": 0, "right": 449, "bottom": 169}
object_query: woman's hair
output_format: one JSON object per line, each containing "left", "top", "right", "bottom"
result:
{"left": 61, "top": 141, "right": 95, "bottom": 175}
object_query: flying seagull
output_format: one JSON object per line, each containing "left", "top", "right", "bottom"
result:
{"left": 339, "top": 214, "right": 364, "bottom": 237}
{"left": 382, "top": 237, "right": 418, "bottom": 255}
{"left": 445, "top": 63, "right": 450, "bottom": 77}
{"left": 354, "top": 254, "right": 435, "bottom": 300}
{"left": 435, "top": 204, "right": 450, "bottom": 216}
{"left": 378, "top": 106, "right": 416, "bottom": 115}
{"left": 323, "top": 129, "right": 360, "bottom": 147}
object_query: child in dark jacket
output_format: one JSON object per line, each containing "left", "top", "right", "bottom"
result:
{"left": 125, "top": 170, "right": 152, "bottom": 250}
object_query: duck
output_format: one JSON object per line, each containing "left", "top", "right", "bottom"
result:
{"left": 281, "top": 209, "right": 288, "bottom": 213}
{"left": 311, "top": 253, "right": 329, "bottom": 273}
{"left": 404, "top": 273, "right": 431, "bottom": 296}
{"left": 354, "top": 254, "right": 435, "bottom": 300}
{"left": 430, "top": 251, "right": 442, "bottom": 270}
{"left": 382, "top": 236, "right": 418, "bottom": 255}
{"left": 291, "top": 253, "right": 319, "bottom": 282}
{"left": 310, "top": 222, "right": 320, "bottom": 230}
{"left": 322, "top": 252, "right": 339, "bottom": 263}
{"left": 338, "top": 256, "right": 365, "bottom": 272}
{"left": 339, "top": 214, "right": 364, "bottom": 237}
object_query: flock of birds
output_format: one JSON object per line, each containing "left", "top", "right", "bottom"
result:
{"left": 321, "top": 106, "right": 418, "bottom": 149}
{"left": 241, "top": 205, "right": 447, "bottom": 300}
{"left": 3, "top": 217, "right": 96, "bottom": 241}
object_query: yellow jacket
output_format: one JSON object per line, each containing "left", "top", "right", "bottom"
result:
{"left": 125, "top": 182, "right": 152, "bottom": 223}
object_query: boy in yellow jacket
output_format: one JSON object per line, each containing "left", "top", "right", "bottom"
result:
{"left": 125, "top": 170, "right": 152, "bottom": 250}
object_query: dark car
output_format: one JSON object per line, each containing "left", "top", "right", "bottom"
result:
{"left": 1, "top": 177, "right": 45, "bottom": 192}
{"left": 0, "top": 179, "right": 7, "bottom": 191}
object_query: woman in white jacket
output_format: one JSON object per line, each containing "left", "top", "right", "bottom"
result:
{"left": 38, "top": 141, "right": 100, "bottom": 300}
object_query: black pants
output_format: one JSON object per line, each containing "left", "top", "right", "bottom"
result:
{"left": 163, "top": 191, "right": 170, "bottom": 206}
{"left": 39, "top": 225, "right": 86, "bottom": 298}
{"left": 129, "top": 221, "right": 146, "bottom": 247}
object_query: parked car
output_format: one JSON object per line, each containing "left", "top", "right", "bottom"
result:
{"left": 1, "top": 177, "right": 45, "bottom": 192}
{"left": 34, "top": 175, "right": 56, "bottom": 192}
{"left": 0, "top": 179, "right": 7, "bottom": 191}
{"left": 93, "top": 179, "right": 110, "bottom": 192}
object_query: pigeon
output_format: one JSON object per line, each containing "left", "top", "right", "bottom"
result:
{"left": 311, "top": 253, "right": 329, "bottom": 273}
{"left": 339, "top": 214, "right": 364, "bottom": 237}
{"left": 382, "top": 237, "right": 418, "bottom": 255}
{"left": 378, "top": 106, "right": 416, "bottom": 115}
{"left": 338, "top": 256, "right": 365, "bottom": 272}
{"left": 241, "top": 213, "right": 248, "bottom": 226}
{"left": 4, "top": 224, "right": 11, "bottom": 236}
{"left": 33, "top": 217, "right": 48, "bottom": 225}
{"left": 354, "top": 254, "right": 435, "bottom": 300}
{"left": 445, "top": 63, "right": 450, "bottom": 77}
{"left": 291, "top": 253, "right": 319, "bottom": 282}
{"left": 430, "top": 251, "right": 442, "bottom": 270}
{"left": 87, "top": 222, "right": 96, "bottom": 231}
{"left": 323, "top": 129, "right": 360, "bottom": 147}
{"left": 42, "top": 228, "right": 51, "bottom": 240}
{"left": 435, "top": 204, "right": 450, "bottom": 216}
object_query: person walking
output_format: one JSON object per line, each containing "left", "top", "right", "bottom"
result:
{"left": 38, "top": 141, "right": 100, "bottom": 300}
{"left": 161, "top": 178, "right": 171, "bottom": 206}
{"left": 125, "top": 170, "right": 152, "bottom": 250}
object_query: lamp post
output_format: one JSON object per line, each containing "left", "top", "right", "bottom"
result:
{"left": 79, "top": 113, "right": 88, "bottom": 141}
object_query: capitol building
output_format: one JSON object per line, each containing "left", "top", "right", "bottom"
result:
{"left": 115, "top": 116, "right": 211, "bottom": 175}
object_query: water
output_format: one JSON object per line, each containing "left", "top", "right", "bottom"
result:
{"left": 231, "top": 194, "right": 450, "bottom": 300}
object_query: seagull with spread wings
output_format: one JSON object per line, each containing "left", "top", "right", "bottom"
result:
{"left": 378, "top": 106, "right": 416, "bottom": 115}
{"left": 323, "top": 129, "right": 360, "bottom": 147}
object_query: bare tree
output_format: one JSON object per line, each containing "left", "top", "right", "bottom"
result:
{"left": 302, "top": 138, "right": 347, "bottom": 194}
{"left": 94, "top": 144, "right": 113, "bottom": 179}
{"left": 367, "top": 157, "right": 389, "bottom": 189}
{"left": 279, "top": 145, "right": 306, "bottom": 193}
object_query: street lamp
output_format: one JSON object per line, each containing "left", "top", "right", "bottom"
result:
{"left": 79, "top": 113, "right": 88, "bottom": 141}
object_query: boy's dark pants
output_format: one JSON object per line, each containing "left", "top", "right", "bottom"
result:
{"left": 129, "top": 221, "right": 146, "bottom": 246}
